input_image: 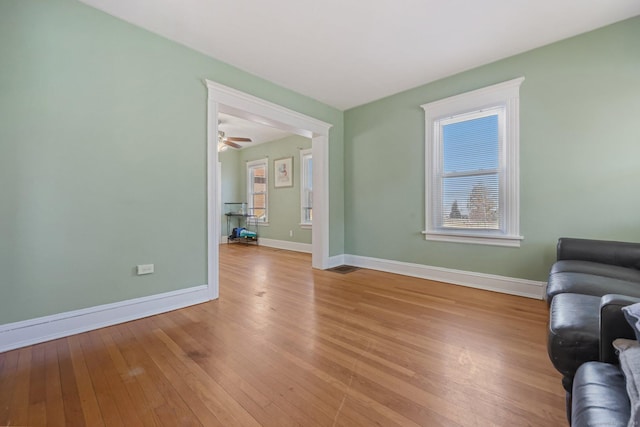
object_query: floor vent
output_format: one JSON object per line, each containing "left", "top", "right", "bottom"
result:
{"left": 327, "top": 265, "right": 360, "bottom": 274}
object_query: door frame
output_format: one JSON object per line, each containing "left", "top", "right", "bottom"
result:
{"left": 205, "top": 80, "right": 333, "bottom": 299}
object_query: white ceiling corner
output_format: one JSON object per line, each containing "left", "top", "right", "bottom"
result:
{"left": 80, "top": 0, "right": 640, "bottom": 110}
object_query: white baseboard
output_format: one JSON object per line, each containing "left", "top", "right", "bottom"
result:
{"left": 258, "top": 238, "right": 313, "bottom": 254}
{"left": 327, "top": 254, "right": 346, "bottom": 269}
{"left": 343, "top": 254, "right": 546, "bottom": 299}
{"left": 0, "top": 285, "right": 210, "bottom": 353}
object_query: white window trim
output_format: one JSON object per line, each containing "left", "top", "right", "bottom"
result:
{"left": 300, "top": 148, "right": 313, "bottom": 227}
{"left": 421, "top": 77, "right": 524, "bottom": 248}
{"left": 246, "top": 158, "right": 268, "bottom": 224}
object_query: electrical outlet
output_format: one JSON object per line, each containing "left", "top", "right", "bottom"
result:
{"left": 289, "top": 230, "right": 293, "bottom": 237}
{"left": 137, "top": 264, "right": 154, "bottom": 275}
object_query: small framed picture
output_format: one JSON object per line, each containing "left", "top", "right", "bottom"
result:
{"left": 274, "top": 157, "right": 293, "bottom": 187}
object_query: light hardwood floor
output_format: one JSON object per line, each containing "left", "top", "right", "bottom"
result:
{"left": 0, "top": 244, "right": 566, "bottom": 426}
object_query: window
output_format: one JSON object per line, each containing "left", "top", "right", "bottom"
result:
{"left": 300, "top": 149, "right": 313, "bottom": 226}
{"left": 421, "top": 77, "right": 524, "bottom": 247}
{"left": 247, "top": 158, "right": 268, "bottom": 223}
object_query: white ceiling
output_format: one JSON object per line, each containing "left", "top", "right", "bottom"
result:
{"left": 80, "top": 0, "right": 640, "bottom": 110}
{"left": 218, "top": 112, "right": 293, "bottom": 149}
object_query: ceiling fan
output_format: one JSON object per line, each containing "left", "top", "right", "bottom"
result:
{"left": 218, "top": 131, "right": 251, "bottom": 151}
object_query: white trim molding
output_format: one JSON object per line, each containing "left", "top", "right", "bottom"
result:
{"left": 343, "top": 254, "right": 545, "bottom": 299}
{"left": 219, "top": 238, "right": 312, "bottom": 254}
{"left": 258, "top": 238, "right": 312, "bottom": 254}
{"left": 0, "top": 285, "right": 209, "bottom": 353}
{"left": 220, "top": 236, "right": 313, "bottom": 254}
{"left": 422, "top": 231, "right": 523, "bottom": 248}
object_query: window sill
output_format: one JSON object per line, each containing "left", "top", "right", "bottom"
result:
{"left": 423, "top": 231, "right": 523, "bottom": 248}
{"left": 299, "top": 223, "right": 312, "bottom": 230}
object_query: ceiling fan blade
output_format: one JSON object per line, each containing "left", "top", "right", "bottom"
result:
{"left": 225, "top": 137, "right": 252, "bottom": 142}
{"left": 223, "top": 140, "right": 242, "bottom": 149}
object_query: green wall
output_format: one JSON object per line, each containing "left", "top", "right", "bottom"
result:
{"left": 2, "top": 0, "right": 637, "bottom": 325}
{"left": 221, "top": 135, "right": 313, "bottom": 244}
{"left": 0, "top": 0, "right": 343, "bottom": 324}
{"left": 344, "top": 16, "right": 640, "bottom": 281}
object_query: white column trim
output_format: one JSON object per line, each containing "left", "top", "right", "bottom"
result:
{"left": 207, "top": 96, "right": 220, "bottom": 300}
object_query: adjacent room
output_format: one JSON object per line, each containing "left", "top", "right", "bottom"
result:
{"left": 1, "top": 0, "right": 640, "bottom": 425}
{"left": 218, "top": 113, "right": 313, "bottom": 252}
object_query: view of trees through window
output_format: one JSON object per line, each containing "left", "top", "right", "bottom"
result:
{"left": 446, "top": 183, "right": 498, "bottom": 229}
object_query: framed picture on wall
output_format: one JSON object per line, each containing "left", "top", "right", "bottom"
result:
{"left": 274, "top": 157, "right": 293, "bottom": 188}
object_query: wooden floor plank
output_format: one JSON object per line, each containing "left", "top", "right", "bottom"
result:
{"left": 157, "top": 311, "right": 336, "bottom": 427}
{"left": 169, "top": 308, "right": 309, "bottom": 427}
{"left": 96, "top": 328, "right": 157, "bottom": 426}
{"left": 0, "top": 244, "right": 566, "bottom": 426}
{"left": 43, "top": 340, "right": 66, "bottom": 427}
{"left": 8, "top": 347, "right": 32, "bottom": 426}
{"left": 78, "top": 329, "right": 131, "bottom": 427}
{"left": 27, "top": 344, "right": 47, "bottom": 427}
{"left": 153, "top": 326, "right": 262, "bottom": 427}
{"left": 109, "top": 321, "right": 182, "bottom": 426}
{"left": 66, "top": 334, "right": 106, "bottom": 427}
{"left": 123, "top": 318, "right": 206, "bottom": 427}
{"left": 56, "top": 338, "right": 87, "bottom": 426}
{"left": 0, "top": 349, "right": 20, "bottom": 425}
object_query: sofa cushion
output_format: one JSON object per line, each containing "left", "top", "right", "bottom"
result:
{"left": 548, "top": 293, "right": 600, "bottom": 381}
{"left": 613, "top": 339, "right": 640, "bottom": 427}
{"left": 572, "top": 361, "right": 630, "bottom": 427}
{"left": 547, "top": 261, "right": 640, "bottom": 303}
{"left": 551, "top": 260, "right": 640, "bottom": 282}
{"left": 557, "top": 238, "right": 640, "bottom": 270}
{"left": 623, "top": 303, "right": 640, "bottom": 342}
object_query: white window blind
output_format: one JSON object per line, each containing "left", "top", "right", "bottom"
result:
{"left": 438, "top": 109, "right": 502, "bottom": 230}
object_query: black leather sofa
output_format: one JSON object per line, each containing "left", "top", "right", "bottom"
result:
{"left": 546, "top": 238, "right": 640, "bottom": 422}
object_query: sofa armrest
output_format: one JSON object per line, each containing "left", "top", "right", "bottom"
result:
{"left": 599, "top": 294, "right": 640, "bottom": 364}
{"left": 557, "top": 237, "right": 640, "bottom": 269}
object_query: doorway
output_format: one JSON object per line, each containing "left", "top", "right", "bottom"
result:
{"left": 205, "top": 80, "right": 332, "bottom": 300}
{"left": 218, "top": 114, "right": 312, "bottom": 250}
